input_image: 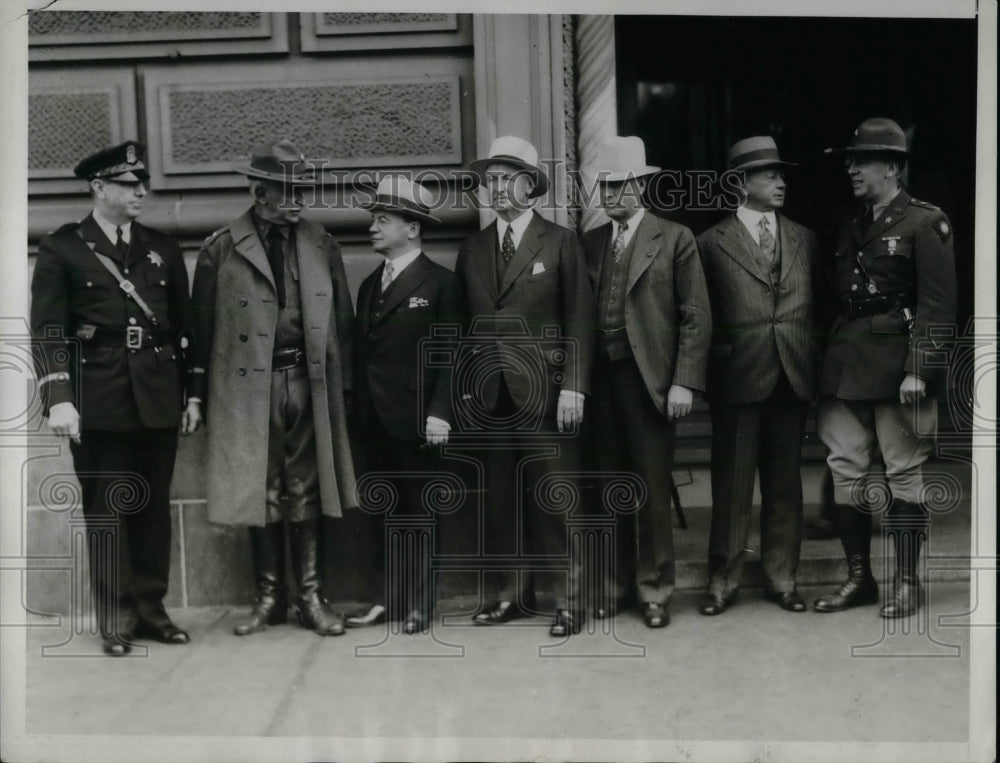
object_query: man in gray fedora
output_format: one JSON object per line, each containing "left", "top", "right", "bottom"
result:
{"left": 189, "top": 139, "right": 357, "bottom": 636}
{"left": 581, "top": 135, "right": 711, "bottom": 628}
{"left": 696, "top": 136, "right": 821, "bottom": 616}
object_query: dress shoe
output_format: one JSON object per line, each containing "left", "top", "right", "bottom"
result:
{"left": 641, "top": 603, "right": 670, "bottom": 628}
{"left": 549, "top": 609, "right": 583, "bottom": 637}
{"left": 403, "top": 611, "right": 428, "bottom": 635}
{"left": 345, "top": 605, "right": 387, "bottom": 628}
{"left": 473, "top": 601, "right": 526, "bottom": 625}
{"left": 134, "top": 620, "right": 190, "bottom": 644}
{"left": 101, "top": 634, "right": 133, "bottom": 656}
{"left": 699, "top": 593, "right": 735, "bottom": 616}
{"left": 765, "top": 590, "right": 807, "bottom": 612}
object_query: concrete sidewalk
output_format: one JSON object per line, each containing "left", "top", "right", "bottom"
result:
{"left": 24, "top": 583, "right": 972, "bottom": 745}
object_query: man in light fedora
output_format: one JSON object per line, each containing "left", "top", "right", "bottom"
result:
{"left": 813, "top": 118, "right": 956, "bottom": 618}
{"left": 455, "top": 135, "right": 596, "bottom": 637}
{"left": 581, "top": 135, "right": 711, "bottom": 628}
{"left": 189, "top": 139, "right": 357, "bottom": 637}
{"left": 696, "top": 136, "right": 821, "bottom": 617}
{"left": 345, "top": 175, "right": 460, "bottom": 635}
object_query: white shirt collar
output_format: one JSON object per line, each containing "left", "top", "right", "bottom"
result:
{"left": 613, "top": 207, "right": 645, "bottom": 249}
{"left": 496, "top": 208, "right": 535, "bottom": 249}
{"left": 736, "top": 206, "right": 777, "bottom": 244}
{"left": 383, "top": 248, "right": 422, "bottom": 282}
{"left": 92, "top": 209, "right": 132, "bottom": 245}
{"left": 871, "top": 187, "right": 902, "bottom": 220}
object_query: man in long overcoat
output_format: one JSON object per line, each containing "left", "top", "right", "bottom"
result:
{"left": 189, "top": 140, "right": 357, "bottom": 636}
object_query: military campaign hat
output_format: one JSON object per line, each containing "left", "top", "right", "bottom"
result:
{"left": 234, "top": 139, "right": 320, "bottom": 184}
{"left": 824, "top": 117, "right": 910, "bottom": 155}
{"left": 73, "top": 141, "right": 150, "bottom": 182}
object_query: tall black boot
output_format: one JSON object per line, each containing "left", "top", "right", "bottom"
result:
{"left": 880, "top": 500, "right": 928, "bottom": 618}
{"left": 234, "top": 523, "right": 288, "bottom": 636}
{"left": 814, "top": 504, "right": 879, "bottom": 612}
{"left": 289, "top": 520, "right": 344, "bottom": 636}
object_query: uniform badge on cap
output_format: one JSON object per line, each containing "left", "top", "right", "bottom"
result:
{"left": 147, "top": 250, "right": 163, "bottom": 267}
{"left": 126, "top": 144, "right": 137, "bottom": 164}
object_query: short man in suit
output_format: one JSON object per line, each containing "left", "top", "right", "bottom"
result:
{"left": 581, "top": 136, "right": 711, "bottom": 627}
{"left": 454, "top": 135, "right": 596, "bottom": 637}
{"left": 814, "top": 118, "right": 956, "bottom": 617}
{"left": 190, "top": 140, "right": 357, "bottom": 637}
{"left": 31, "top": 141, "right": 199, "bottom": 655}
{"left": 696, "top": 136, "right": 821, "bottom": 616}
{"left": 345, "top": 176, "right": 459, "bottom": 635}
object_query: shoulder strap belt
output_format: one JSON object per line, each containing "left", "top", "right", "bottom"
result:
{"left": 77, "top": 230, "right": 160, "bottom": 327}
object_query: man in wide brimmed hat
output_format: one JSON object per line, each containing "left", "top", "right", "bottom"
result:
{"left": 696, "top": 136, "right": 821, "bottom": 617}
{"left": 455, "top": 135, "right": 596, "bottom": 638}
{"left": 581, "top": 135, "right": 711, "bottom": 628}
{"left": 813, "top": 118, "right": 956, "bottom": 618}
{"left": 189, "top": 139, "right": 357, "bottom": 637}
{"left": 30, "top": 141, "right": 199, "bottom": 655}
{"left": 345, "top": 175, "right": 460, "bottom": 635}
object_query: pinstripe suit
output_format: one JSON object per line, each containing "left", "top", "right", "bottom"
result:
{"left": 696, "top": 212, "right": 821, "bottom": 598}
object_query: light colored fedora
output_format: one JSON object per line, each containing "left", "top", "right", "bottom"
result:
{"left": 586, "top": 136, "right": 660, "bottom": 182}
{"left": 234, "top": 139, "right": 320, "bottom": 184}
{"left": 362, "top": 174, "right": 441, "bottom": 225}
{"left": 469, "top": 135, "right": 549, "bottom": 198}
{"left": 727, "top": 136, "right": 797, "bottom": 172}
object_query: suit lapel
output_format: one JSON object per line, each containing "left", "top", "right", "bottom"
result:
{"left": 469, "top": 224, "right": 500, "bottom": 299}
{"left": 373, "top": 254, "right": 435, "bottom": 325}
{"left": 776, "top": 215, "right": 802, "bottom": 283}
{"left": 717, "top": 215, "right": 770, "bottom": 285}
{"left": 357, "top": 267, "right": 379, "bottom": 334}
{"left": 294, "top": 222, "right": 332, "bottom": 357}
{"left": 591, "top": 223, "right": 613, "bottom": 289}
{"left": 78, "top": 214, "right": 125, "bottom": 265}
{"left": 499, "top": 212, "right": 545, "bottom": 297}
{"left": 858, "top": 189, "right": 911, "bottom": 247}
{"left": 230, "top": 209, "right": 277, "bottom": 293}
{"left": 625, "top": 212, "right": 661, "bottom": 293}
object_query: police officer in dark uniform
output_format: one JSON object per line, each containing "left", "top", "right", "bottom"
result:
{"left": 814, "top": 118, "right": 957, "bottom": 618}
{"left": 31, "top": 141, "right": 200, "bottom": 655}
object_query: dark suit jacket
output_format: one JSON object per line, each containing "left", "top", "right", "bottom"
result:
{"left": 818, "top": 190, "right": 957, "bottom": 400}
{"left": 696, "top": 213, "right": 821, "bottom": 405}
{"left": 354, "top": 253, "right": 460, "bottom": 444}
{"left": 454, "top": 212, "right": 596, "bottom": 419}
{"left": 30, "top": 213, "right": 191, "bottom": 431}
{"left": 582, "top": 211, "right": 711, "bottom": 414}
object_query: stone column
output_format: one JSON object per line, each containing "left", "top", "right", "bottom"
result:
{"left": 574, "top": 15, "right": 619, "bottom": 233}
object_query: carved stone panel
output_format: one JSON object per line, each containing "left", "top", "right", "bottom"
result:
{"left": 300, "top": 12, "right": 471, "bottom": 52}
{"left": 29, "top": 11, "right": 287, "bottom": 61}
{"left": 142, "top": 58, "right": 472, "bottom": 191}
{"left": 28, "top": 68, "right": 139, "bottom": 195}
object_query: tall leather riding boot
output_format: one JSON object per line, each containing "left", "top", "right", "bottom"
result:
{"left": 289, "top": 520, "right": 344, "bottom": 636}
{"left": 814, "top": 504, "right": 879, "bottom": 612}
{"left": 880, "top": 500, "right": 928, "bottom": 618}
{"left": 234, "top": 523, "right": 288, "bottom": 636}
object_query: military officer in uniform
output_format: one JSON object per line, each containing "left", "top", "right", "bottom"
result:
{"left": 31, "top": 141, "right": 198, "bottom": 656}
{"left": 814, "top": 118, "right": 957, "bottom": 618}
{"left": 190, "top": 140, "right": 357, "bottom": 637}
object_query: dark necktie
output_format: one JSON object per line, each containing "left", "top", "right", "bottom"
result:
{"left": 115, "top": 226, "right": 128, "bottom": 260}
{"left": 859, "top": 207, "right": 875, "bottom": 232}
{"left": 266, "top": 226, "right": 287, "bottom": 309}
{"left": 501, "top": 225, "right": 515, "bottom": 266}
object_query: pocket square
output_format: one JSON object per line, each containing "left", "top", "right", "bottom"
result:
{"left": 531, "top": 261, "right": 546, "bottom": 275}
{"left": 409, "top": 297, "right": 430, "bottom": 308}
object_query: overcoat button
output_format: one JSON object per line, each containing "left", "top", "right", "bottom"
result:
{"left": 129, "top": 317, "right": 137, "bottom": 325}
{"left": 239, "top": 298, "right": 248, "bottom": 306}
{"left": 86, "top": 282, "right": 93, "bottom": 287}
{"left": 240, "top": 334, "right": 248, "bottom": 342}
{"left": 238, "top": 368, "right": 247, "bottom": 376}
{"left": 851, "top": 284, "right": 859, "bottom": 291}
